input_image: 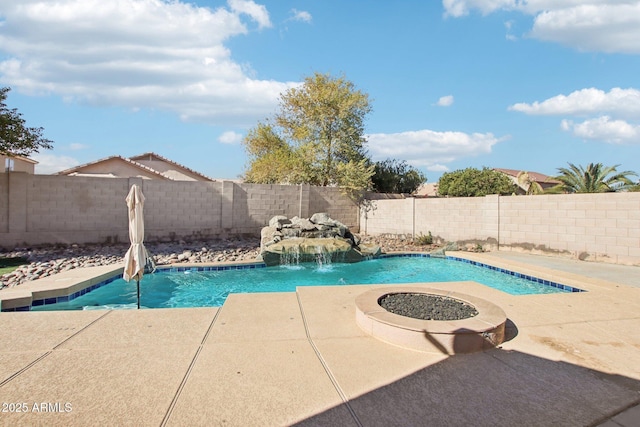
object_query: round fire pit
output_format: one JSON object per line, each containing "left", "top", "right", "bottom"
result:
{"left": 355, "top": 287, "right": 507, "bottom": 354}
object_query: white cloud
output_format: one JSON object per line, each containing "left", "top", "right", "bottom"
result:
{"left": 443, "top": 0, "right": 517, "bottom": 17}
{"left": 367, "top": 129, "right": 503, "bottom": 170}
{"left": 560, "top": 119, "right": 572, "bottom": 132}
{"left": 427, "top": 164, "right": 450, "bottom": 172}
{"left": 504, "top": 19, "right": 517, "bottom": 41}
{"left": 443, "top": 1, "right": 640, "bottom": 54}
{"left": 436, "top": 95, "right": 454, "bottom": 107}
{"left": 561, "top": 116, "right": 640, "bottom": 144}
{"left": 290, "top": 9, "right": 312, "bottom": 23}
{"left": 513, "top": 87, "right": 640, "bottom": 144}
{"left": 509, "top": 87, "right": 640, "bottom": 118}
{"left": 68, "top": 143, "right": 88, "bottom": 150}
{"left": 219, "top": 130, "right": 243, "bottom": 144}
{"left": 530, "top": 3, "right": 640, "bottom": 54}
{"left": 0, "top": 0, "right": 297, "bottom": 127}
{"left": 228, "top": 0, "right": 272, "bottom": 29}
{"left": 32, "top": 153, "right": 79, "bottom": 174}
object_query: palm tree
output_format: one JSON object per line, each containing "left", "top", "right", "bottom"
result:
{"left": 551, "top": 162, "right": 638, "bottom": 193}
{"left": 516, "top": 171, "right": 544, "bottom": 195}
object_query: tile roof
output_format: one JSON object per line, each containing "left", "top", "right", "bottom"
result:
{"left": 129, "top": 152, "right": 215, "bottom": 181}
{"left": 2, "top": 153, "right": 38, "bottom": 164}
{"left": 493, "top": 168, "right": 560, "bottom": 184}
{"left": 57, "top": 153, "right": 214, "bottom": 181}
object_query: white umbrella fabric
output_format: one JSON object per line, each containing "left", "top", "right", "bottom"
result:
{"left": 123, "top": 184, "right": 152, "bottom": 309}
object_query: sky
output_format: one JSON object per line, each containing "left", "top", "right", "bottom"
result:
{"left": 1, "top": 0, "right": 639, "bottom": 182}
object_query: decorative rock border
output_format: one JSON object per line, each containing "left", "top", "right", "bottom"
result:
{"left": 355, "top": 286, "right": 507, "bottom": 354}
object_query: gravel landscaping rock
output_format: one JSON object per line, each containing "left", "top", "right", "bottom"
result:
{"left": 378, "top": 293, "right": 479, "bottom": 321}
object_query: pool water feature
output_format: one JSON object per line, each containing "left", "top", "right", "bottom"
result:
{"left": 30, "top": 255, "right": 583, "bottom": 311}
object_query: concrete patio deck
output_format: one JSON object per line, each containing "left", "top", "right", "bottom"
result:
{"left": 0, "top": 252, "right": 638, "bottom": 426}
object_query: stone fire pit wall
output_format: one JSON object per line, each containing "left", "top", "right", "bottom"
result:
{"left": 355, "top": 287, "right": 507, "bottom": 354}
{"left": 259, "top": 213, "right": 381, "bottom": 266}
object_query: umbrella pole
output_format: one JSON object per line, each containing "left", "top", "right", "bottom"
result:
{"left": 137, "top": 278, "right": 140, "bottom": 309}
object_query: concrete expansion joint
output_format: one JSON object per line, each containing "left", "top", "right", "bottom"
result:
{"left": 199, "top": 305, "right": 222, "bottom": 346}
{"left": 295, "top": 292, "right": 364, "bottom": 427}
{"left": 0, "top": 351, "right": 52, "bottom": 388}
{"left": 161, "top": 308, "right": 222, "bottom": 426}
{"left": 0, "top": 310, "right": 116, "bottom": 388}
{"left": 52, "top": 310, "right": 113, "bottom": 351}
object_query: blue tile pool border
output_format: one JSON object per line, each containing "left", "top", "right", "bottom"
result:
{"left": 159, "top": 263, "right": 267, "bottom": 273}
{"left": 380, "top": 253, "right": 586, "bottom": 293}
{"left": 20, "top": 274, "right": 123, "bottom": 311}
{"left": 2, "top": 255, "right": 585, "bottom": 312}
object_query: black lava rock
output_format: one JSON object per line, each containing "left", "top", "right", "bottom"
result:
{"left": 378, "top": 293, "right": 478, "bottom": 321}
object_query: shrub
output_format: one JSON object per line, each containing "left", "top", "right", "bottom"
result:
{"left": 415, "top": 231, "right": 433, "bottom": 246}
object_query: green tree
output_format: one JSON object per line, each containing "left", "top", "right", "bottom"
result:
{"left": 372, "top": 158, "right": 427, "bottom": 193}
{"left": 551, "top": 163, "right": 638, "bottom": 193}
{"left": 437, "top": 167, "right": 517, "bottom": 197}
{"left": 243, "top": 72, "right": 374, "bottom": 189}
{"left": 0, "top": 87, "right": 53, "bottom": 156}
{"left": 242, "top": 123, "right": 304, "bottom": 184}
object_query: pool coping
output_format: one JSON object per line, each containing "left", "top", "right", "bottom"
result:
{"left": 0, "top": 251, "right": 592, "bottom": 312}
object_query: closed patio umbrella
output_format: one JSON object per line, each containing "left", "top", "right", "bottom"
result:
{"left": 123, "top": 184, "right": 153, "bottom": 309}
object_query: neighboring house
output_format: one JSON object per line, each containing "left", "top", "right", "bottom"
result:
{"left": 1, "top": 154, "right": 38, "bottom": 174}
{"left": 415, "top": 183, "right": 439, "bottom": 197}
{"left": 57, "top": 152, "right": 215, "bottom": 181}
{"left": 494, "top": 168, "right": 560, "bottom": 194}
{"left": 415, "top": 169, "right": 558, "bottom": 197}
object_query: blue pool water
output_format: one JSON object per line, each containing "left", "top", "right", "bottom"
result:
{"left": 31, "top": 256, "right": 579, "bottom": 311}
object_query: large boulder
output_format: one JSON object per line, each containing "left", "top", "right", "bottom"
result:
{"left": 259, "top": 213, "right": 381, "bottom": 266}
{"left": 269, "top": 215, "right": 291, "bottom": 229}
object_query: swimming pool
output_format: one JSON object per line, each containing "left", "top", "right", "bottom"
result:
{"left": 31, "top": 255, "right": 583, "bottom": 311}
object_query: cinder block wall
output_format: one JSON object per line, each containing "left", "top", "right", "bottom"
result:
{"left": 310, "top": 186, "right": 360, "bottom": 231}
{"left": 1, "top": 173, "right": 131, "bottom": 246}
{"left": 4, "top": 172, "right": 637, "bottom": 265}
{"left": 0, "top": 173, "right": 358, "bottom": 248}
{"left": 413, "top": 195, "right": 499, "bottom": 243}
{"left": 232, "top": 183, "right": 304, "bottom": 235}
{"left": 499, "top": 193, "right": 640, "bottom": 264}
{"left": 360, "top": 198, "right": 414, "bottom": 236}
{"left": 360, "top": 196, "right": 499, "bottom": 243}
{"left": 362, "top": 193, "right": 640, "bottom": 265}
{"left": 142, "top": 179, "right": 224, "bottom": 240}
